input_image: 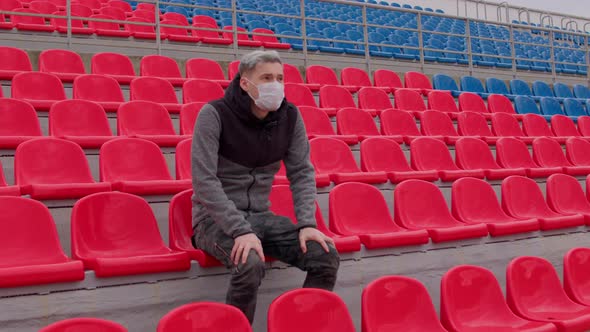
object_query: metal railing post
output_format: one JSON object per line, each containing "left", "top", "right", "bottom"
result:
{"left": 66, "top": 0, "right": 71, "bottom": 48}
{"left": 549, "top": 29, "right": 556, "bottom": 81}
{"left": 417, "top": 11, "right": 424, "bottom": 70}
{"left": 155, "top": 0, "right": 161, "bottom": 55}
{"left": 509, "top": 24, "right": 516, "bottom": 78}
{"left": 300, "top": 0, "right": 308, "bottom": 68}
{"left": 465, "top": 18, "right": 473, "bottom": 75}
{"left": 231, "top": 0, "right": 238, "bottom": 58}
{"left": 362, "top": 4, "right": 370, "bottom": 74}
{"left": 586, "top": 34, "right": 589, "bottom": 82}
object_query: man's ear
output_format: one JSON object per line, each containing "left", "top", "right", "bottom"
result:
{"left": 239, "top": 77, "right": 250, "bottom": 92}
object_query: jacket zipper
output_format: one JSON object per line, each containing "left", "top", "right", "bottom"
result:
{"left": 245, "top": 168, "right": 255, "bottom": 213}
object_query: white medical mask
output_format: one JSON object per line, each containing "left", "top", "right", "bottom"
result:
{"left": 246, "top": 79, "right": 284, "bottom": 112}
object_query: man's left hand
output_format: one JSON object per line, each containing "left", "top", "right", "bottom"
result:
{"left": 299, "top": 227, "right": 335, "bottom": 254}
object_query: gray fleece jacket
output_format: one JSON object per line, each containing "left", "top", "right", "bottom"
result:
{"left": 191, "top": 75, "right": 317, "bottom": 238}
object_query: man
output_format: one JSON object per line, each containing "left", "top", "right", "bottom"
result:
{"left": 191, "top": 50, "right": 340, "bottom": 323}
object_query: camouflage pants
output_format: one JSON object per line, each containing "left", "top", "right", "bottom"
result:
{"left": 193, "top": 212, "right": 340, "bottom": 323}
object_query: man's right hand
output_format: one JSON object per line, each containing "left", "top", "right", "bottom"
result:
{"left": 231, "top": 233, "right": 265, "bottom": 265}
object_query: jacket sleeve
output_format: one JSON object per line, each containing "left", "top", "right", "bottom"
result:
{"left": 191, "top": 104, "right": 253, "bottom": 238}
{"left": 283, "top": 108, "right": 318, "bottom": 229}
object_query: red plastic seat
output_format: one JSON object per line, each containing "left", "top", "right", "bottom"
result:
{"left": 72, "top": 191, "right": 191, "bottom": 277}
{"left": 284, "top": 84, "right": 338, "bottom": 117}
{"left": 566, "top": 137, "right": 590, "bottom": 166}
{"left": 298, "top": 106, "right": 357, "bottom": 145}
{"left": 455, "top": 137, "right": 527, "bottom": 180}
{"left": 270, "top": 185, "right": 361, "bottom": 253}
{"left": 458, "top": 92, "right": 492, "bottom": 119}
{"left": 337, "top": 107, "right": 402, "bottom": 142}
{"left": 329, "top": 182, "right": 429, "bottom": 249}
{"left": 374, "top": 69, "right": 420, "bottom": 94}
{"left": 552, "top": 114, "right": 582, "bottom": 137}
{"left": 363, "top": 276, "right": 449, "bottom": 332}
{"left": 183, "top": 79, "right": 224, "bottom": 104}
{"left": 91, "top": 52, "right": 136, "bottom": 84}
{"left": 118, "top": 100, "right": 187, "bottom": 147}
{"left": 70, "top": 3, "right": 95, "bottom": 16}
{"left": 309, "top": 138, "right": 387, "bottom": 184}
{"left": 564, "top": 248, "right": 590, "bottom": 306}
{"left": 132, "top": 9, "right": 156, "bottom": 23}
{"left": 73, "top": 74, "right": 124, "bottom": 112}
{"left": 130, "top": 77, "right": 181, "bottom": 113}
{"left": 0, "top": 98, "right": 42, "bottom": 149}
{"left": 192, "top": 23, "right": 232, "bottom": 45}
{"left": 404, "top": 71, "right": 435, "bottom": 95}
{"left": 192, "top": 15, "right": 218, "bottom": 27}
{"left": 50, "top": 11, "right": 95, "bottom": 35}
{"left": 175, "top": 138, "right": 191, "bottom": 180}
{"left": 394, "top": 88, "right": 428, "bottom": 118}
{"left": 0, "top": 12, "right": 15, "bottom": 29}
{"left": 11, "top": 8, "right": 55, "bottom": 32}
{"left": 357, "top": 87, "right": 394, "bottom": 114}
{"left": 227, "top": 60, "right": 239, "bottom": 79}
{"left": 421, "top": 110, "right": 475, "bottom": 144}
{"left": 532, "top": 137, "right": 590, "bottom": 176}
{"left": 185, "top": 58, "right": 230, "bottom": 87}
{"left": 546, "top": 174, "right": 590, "bottom": 225}
{"left": 77, "top": 0, "right": 103, "bottom": 12}
{"left": 11, "top": 72, "right": 66, "bottom": 111}
{"left": 161, "top": 19, "right": 201, "bottom": 43}
{"left": 578, "top": 116, "right": 590, "bottom": 136}
{"left": 222, "top": 26, "right": 263, "bottom": 47}
{"left": 379, "top": 109, "right": 435, "bottom": 144}
{"left": 179, "top": 102, "right": 205, "bottom": 135}
{"left": 140, "top": 54, "right": 186, "bottom": 87}
{"left": 394, "top": 180, "right": 489, "bottom": 242}
{"left": 507, "top": 256, "right": 590, "bottom": 331}
{"left": 15, "top": 138, "right": 112, "bottom": 199}
{"left": 320, "top": 85, "right": 371, "bottom": 115}
{"left": 39, "top": 318, "right": 128, "bottom": 332}
{"left": 0, "top": 0, "right": 22, "bottom": 11}
{"left": 125, "top": 17, "right": 165, "bottom": 40}
{"left": 441, "top": 265, "right": 557, "bottom": 332}
{"left": 157, "top": 302, "right": 251, "bottom": 332}
{"left": 0, "top": 196, "right": 80, "bottom": 287}
{"left": 502, "top": 175, "right": 585, "bottom": 230}
{"left": 306, "top": 65, "right": 358, "bottom": 92}
{"left": 361, "top": 137, "right": 438, "bottom": 183}
{"left": 427, "top": 90, "right": 461, "bottom": 119}
{"left": 451, "top": 177, "right": 539, "bottom": 236}
{"left": 100, "top": 138, "right": 192, "bottom": 195}
{"left": 410, "top": 137, "right": 485, "bottom": 181}
{"left": 488, "top": 94, "right": 524, "bottom": 120}
{"left": 163, "top": 12, "right": 190, "bottom": 25}
{"left": 89, "top": 14, "right": 132, "bottom": 38}
{"left": 29, "top": 1, "right": 58, "bottom": 14}
{"left": 341, "top": 67, "right": 389, "bottom": 92}
{"left": 457, "top": 111, "right": 498, "bottom": 144}
{"left": 491, "top": 113, "right": 534, "bottom": 144}
{"left": 49, "top": 99, "right": 114, "bottom": 148}
{"left": 283, "top": 63, "right": 320, "bottom": 92}
{"left": 0, "top": 46, "right": 32, "bottom": 80}
{"left": 168, "top": 189, "right": 223, "bottom": 267}
{"left": 251, "top": 28, "right": 290, "bottom": 49}
{"left": 108, "top": 0, "right": 133, "bottom": 13}
{"left": 268, "top": 288, "right": 355, "bottom": 332}
{"left": 523, "top": 113, "right": 569, "bottom": 143}
{"left": 38, "top": 49, "right": 86, "bottom": 83}
{"left": 496, "top": 137, "right": 562, "bottom": 178}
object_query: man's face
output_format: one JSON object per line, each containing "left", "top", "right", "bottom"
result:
{"left": 240, "top": 62, "right": 284, "bottom": 100}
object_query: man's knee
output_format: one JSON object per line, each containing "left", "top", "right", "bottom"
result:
{"left": 232, "top": 251, "right": 266, "bottom": 287}
{"left": 303, "top": 241, "right": 340, "bottom": 272}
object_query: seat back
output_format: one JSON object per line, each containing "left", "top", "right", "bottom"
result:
{"left": 125, "top": 16, "right": 155, "bottom": 33}
{"left": 319, "top": 85, "right": 356, "bottom": 109}
{"left": 501, "top": 175, "right": 555, "bottom": 218}
{"left": 91, "top": 52, "right": 136, "bottom": 77}
{"left": 168, "top": 188, "right": 195, "bottom": 253}
{"left": 100, "top": 138, "right": 173, "bottom": 182}
{"left": 50, "top": 99, "right": 112, "bottom": 137}
{"left": 50, "top": 11, "right": 86, "bottom": 29}
{"left": 564, "top": 98, "right": 587, "bottom": 117}
{"left": 451, "top": 177, "right": 511, "bottom": 223}
{"left": 140, "top": 55, "right": 182, "bottom": 79}
{"left": 11, "top": 8, "right": 48, "bottom": 25}
{"left": 192, "top": 15, "right": 218, "bottom": 27}
{"left": 495, "top": 137, "right": 536, "bottom": 168}
{"left": 0, "top": 46, "right": 32, "bottom": 73}
{"left": 509, "top": 79, "right": 533, "bottom": 96}
{"left": 432, "top": 73, "right": 459, "bottom": 91}
{"left": 458, "top": 92, "right": 487, "bottom": 114}
{"left": 298, "top": 106, "right": 336, "bottom": 136}
{"left": 337, "top": 107, "right": 379, "bottom": 136}
{"left": 394, "top": 89, "right": 426, "bottom": 112}
{"left": 175, "top": 138, "right": 191, "bottom": 180}
{"left": 579, "top": 116, "right": 590, "bottom": 136}
{"left": 306, "top": 65, "right": 340, "bottom": 86}
{"left": 532, "top": 137, "right": 571, "bottom": 168}
{"left": 251, "top": 28, "right": 281, "bottom": 43}
{"left": 94, "top": 11, "right": 126, "bottom": 27}
{"left": 0, "top": 0, "right": 22, "bottom": 11}
{"left": 485, "top": 77, "right": 510, "bottom": 95}
{"left": 160, "top": 19, "right": 190, "bottom": 36}
{"left": 564, "top": 248, "right": 590, "bottom": 306}
{"left": 488, "top": 94, "right": 518, "bottom": 115}
{"left": 130, "top": 77, "right": 179, "bottom": 104}
{"left": 456, "top": 111, "right": 493, "bottom": 136}
{"left": 532, "top": 80, "right": 555, "bottom": 97}
{"left": 460, "top": 76, "right": 485, "bottom": 94}
{"left": 341, "top": 67, "right": 371, "bottom": 87}
{"left": 73, "top": 74, "right": 124, "bottom": 103}
{"left": 420, "top": 110, "right": 458, "bottom": 136}
{"left": 309, "top": 138, "right": 361, "bottom": 174}
{"left": 268, "top": 288, "right": 355, "bottom": 332}
{"left": 551, "top": 114, "right": 580, "bottom": 137}
{"left": 185, "top": 58, "right": 226, "bottom": 81}
{"left": 410, "top": 137, "right": 459, "bottom": 171}
{"left": 360, "top": 137, "right": 412, "bottom": 172}
{"left": 428, "top": 90, "right": 459, "bottom": 113}
{"left": 157, "top": 302, "right": 251, "bottom": 332}
{"left": 228, "top": 60, "right": 239, "bottom": 79}
{"left": 490, "top": 112, "right": 525, "bottom": 137}
{"left": 179, "top": 102, "right": 205, "bottom": 135}
{"left": 554, "top": 82, "right": 574, "bottom": 98}
{"left": 441, "top": 265, "right": 518, "bottom": 332}
{"left": 566, "top": 137, "right": 590, "bottom": 166}
{"left": 162, "top": 12, "right": 189, "bottom": 26}
{"left": 0, "top": 98, "right": 42, "bottom": 136}
{"left": 283, "top": 63, "right": 305, "bottom": 85}
{"left": 404, "top": 71, "right": 432, "bottom": 90}
{"left": 373, "top": 69, "right": 403, "bottom": 89}
{"left": 362, "top": 276, "right": 447, "bottom": 332}
{"left": 118, "top": 100, "right": 176, "bottom": 136}
{"left": 573, "top": 84, "right": 590, "bottom": 99}
{"left": 357, "top": 87, "right": 392, "bottom": 110}
{"left": 394, "top": 179, "right": 459, "bottom": 228}
{"left": 12, "top": 72, "right": 66, "bottom": 101}
{"left": 15, "top": 138, "right": 95, "bottom": 185}
{"left": 522, "top": 113, "right": 554, "bottom": 137}
{"left": 455, "top": 137, "right": 500, "bottom": 170}
{"left": 379, "top": 109, "right": 421, "bottom": 136}
{"left": 183, "top": 79, "right": 224, "bottom": 103}
{"left": 284, "top": 83, "right": 317, "bottom": 107}
{"left": 547, "top": 173, "right": 590, "bottom": 215}
{"left": 539, "top": 97, "right": 564, "bottom": 116}
{"left": 39, "top": 318, "right": 127, "bottom": 332}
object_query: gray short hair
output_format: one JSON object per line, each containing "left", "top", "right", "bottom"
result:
{"left": 238, "top": 50, "right": 282, "bottom": 76}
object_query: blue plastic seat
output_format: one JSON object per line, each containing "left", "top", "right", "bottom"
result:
{"left": 553, "top": 82, "right": 580, "bottom": 100}
{"left": 432, "top": 74, "right": 461, "bottom": 97}
{"left": 486, "top": 77, "right": 516, "bottom": 100}
{"left": 532, "top": 81, "right": 564, "bottom": 102}
{"left": 539, "top": 97, "right": 566, "bottom": 119}
{"left": 573, "top": 84, "right": 590, "bottom": 99}
{"left": 563, "top": 98, "right": 588, "bottom": 121}
{"left": 281, "top": 31, "right": 318, "bottom": 52}
{"left": 164, "top": 6, "right": 188, "bottom": 17}
{"left": 510, "top": 79, "right": 541, "bottom": 101}
{"left": 515, "top": 96, "right": 551, "bottom": 121}
{"left": 308, "top": 33, "right": 343, "bottom": 53}
{"left": 460, "top": 76, "right": 490, "bottom": 99}
{"left": 333, "top": 37, "right": 365, "bottom": 56}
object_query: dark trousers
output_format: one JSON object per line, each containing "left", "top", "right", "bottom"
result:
{"left": 193, "top": 212, "right": 340, "bottom": 323}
